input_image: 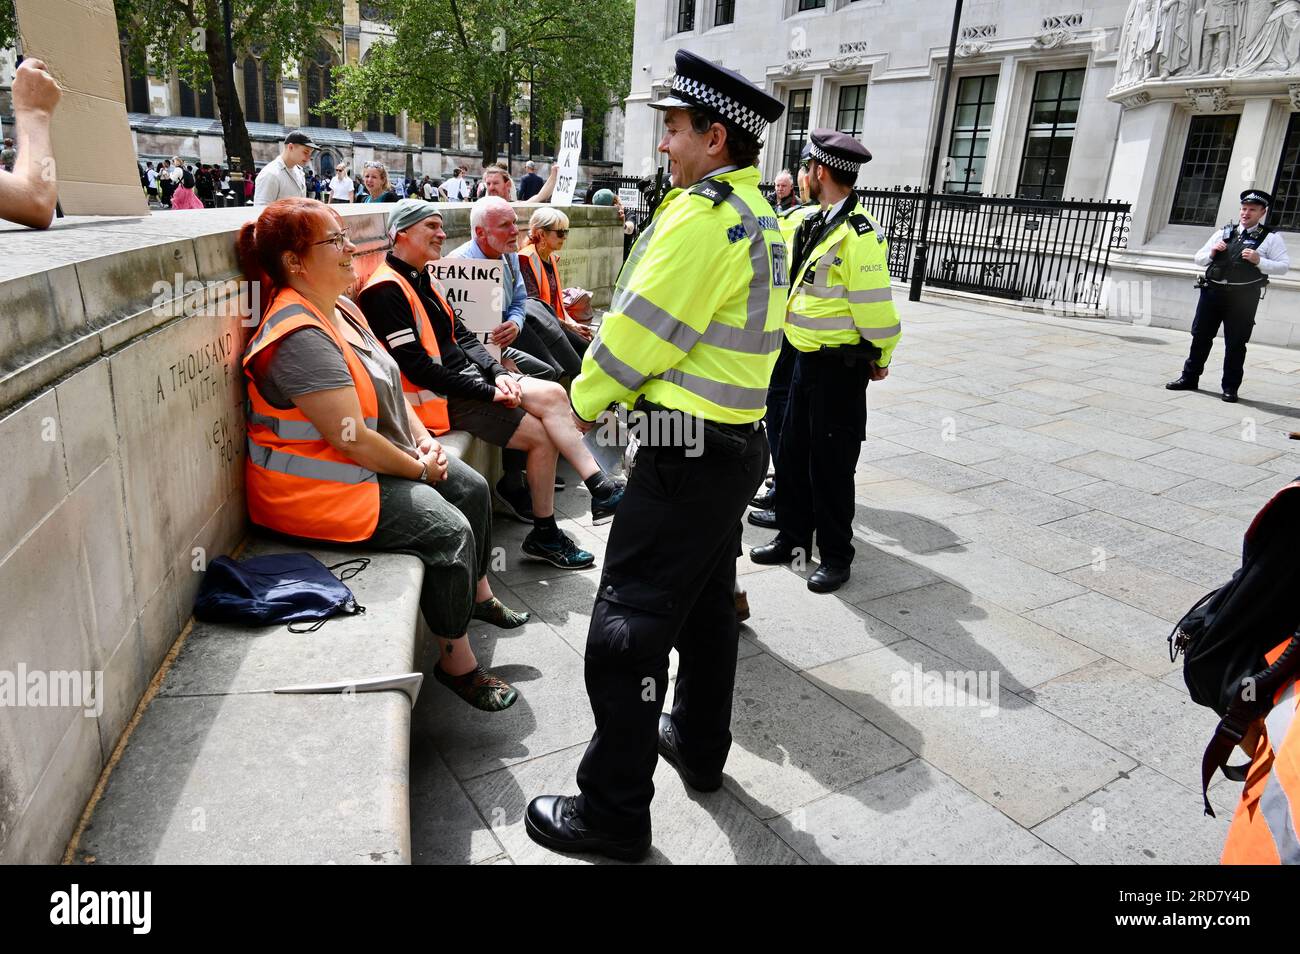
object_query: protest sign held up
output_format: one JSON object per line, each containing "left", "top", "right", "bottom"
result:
{"left": 551, "top": 118, "right": 583, "bottom": 206}
{"left": 428, "top": 260, "right": 506, "bottom": 360}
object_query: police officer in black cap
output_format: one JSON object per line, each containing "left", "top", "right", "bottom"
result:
{"left": 1166, "top": 189, "right": 1290, "bottom": 402}
{"left": 751, "top": 128, "right": 900, "bottom": 594}
{"left": 524, "top": 49, "right": 786, "bottom": 861}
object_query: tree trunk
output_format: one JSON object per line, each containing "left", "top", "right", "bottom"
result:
{"left": 476, "top": 102, "right": 497, "bottom": 169}
{"left": 202, "top": 22, "right": 254, "bottom": 182}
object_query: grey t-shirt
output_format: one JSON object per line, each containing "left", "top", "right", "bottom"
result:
{"left": 254, "top": 316, "right": 417, "bottom": 456}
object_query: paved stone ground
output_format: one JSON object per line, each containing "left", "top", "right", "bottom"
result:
{"left": 409, "top": 295, "right": 1300, "bottom": 865}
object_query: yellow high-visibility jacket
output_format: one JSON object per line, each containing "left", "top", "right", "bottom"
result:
{"left": 571, "top": 166, "right": 788, "bottom": 424}
{"left": 784, "top": 195, "right": 901, "bottom": 367}
{"left": 777, "top": 202, "right": 814, "bottom": 253}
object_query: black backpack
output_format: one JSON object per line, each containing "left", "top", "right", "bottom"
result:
{"left": 1170, "top": 477, "right": 1300, "bottom": 816}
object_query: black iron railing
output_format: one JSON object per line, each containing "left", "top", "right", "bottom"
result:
{"left": 759, "top": 183, "right": 1132, "bottom": 309}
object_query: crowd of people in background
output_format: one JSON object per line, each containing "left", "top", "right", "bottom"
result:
{"left": 137, "top": 126, "right": 600, "bottom": 213}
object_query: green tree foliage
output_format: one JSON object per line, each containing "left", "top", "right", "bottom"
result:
{"left": 0, "top": 0, "right": 14, "bottom": 53}
{"left": 327, "top": 0, "right": 633, "bottom": 164}
{"left": 114, "top": 0, "right": 338, "bottom": 176}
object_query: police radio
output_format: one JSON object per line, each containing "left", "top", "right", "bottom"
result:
{"left": 1197, "top": 224, "right": 1239, "bottom": 288}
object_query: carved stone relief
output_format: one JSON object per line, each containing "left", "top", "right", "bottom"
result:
{"left": 1113, "top": 0, "right": 1300, "bottom": 90}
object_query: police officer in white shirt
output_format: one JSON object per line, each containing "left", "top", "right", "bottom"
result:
{"left": 253, "top": 130, "right": 317, "bottom": 205}
{"left": 1166, "top": 189, "right": 1290, "bottom": 402}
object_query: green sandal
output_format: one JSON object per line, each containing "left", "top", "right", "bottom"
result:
{"left": 472, "top": 597, "right": 531, "bottom": 629}
{"left": 435, "top": 664, "right": 518, "bottom": 712}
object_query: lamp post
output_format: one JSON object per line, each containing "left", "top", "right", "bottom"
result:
{"left": 908, "top": 0, "right": 964, "bottom": 302}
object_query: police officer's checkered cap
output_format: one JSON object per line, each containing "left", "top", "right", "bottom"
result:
{"left": 810, "top": 142, "right": 861, "bottom": 172}
{"left": 671, "top": 74, "right": 768, "bottom": 139}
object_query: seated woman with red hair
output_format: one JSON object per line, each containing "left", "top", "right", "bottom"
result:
{"left": 237, "top": 197, "right": 524, "bottom": 711}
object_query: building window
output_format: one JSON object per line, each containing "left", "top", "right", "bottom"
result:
{"left": 715, "top": 0, "right": 734, "bottom": 25}
{"left": 1170, "top": 114, "right": 1240, "bottom": 226}
{"left": 945, "top": 74, "right": 998, "bottom": 195}
{"left": 262, "top": 61, "right": 279, "bottom": 125}
{"left": 1016, "top": 67, "right": 1083, "bottom": 200}
{"left": 836, "top": 84, "right": 866, "bottom": 138}
{"left": 440, "top": 113, "right": 454, "bottom": 147}
{"left": 781, "top": 88, "right": 811, "bottom": 176}
{"left": 242, "top": 58, "right": 261, "bottom": 123}
{"left": 677, "top": 0, "right": 695, "bottom": 33}
{"left": 798, "top": 0, "right": 826, "bottom": 9}
{"left": 177, "top": 76, "right": 216, "bottom": 119}
{"left": 423, "top": 121, "right": 438, "bottom": 148}
{"left": 367, "top": 113, "right": 397, "bottom": 135}
{"left": 305, "top": 45, "right": 338, "bottom": 129}
{"left": 1270, "top": 112, "right": 1300, "bottom": 231}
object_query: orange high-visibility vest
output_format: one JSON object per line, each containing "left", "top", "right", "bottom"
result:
{"left": 243, "top": 289, "right": 381, "bottom": 543}
{"left": 518, "top": 243, "right": 568, "bottom": 321}
{"left": 361, "top": 260, "right": 453, "bottom": 435}
{"left": 1222, "top": 638, "right": 1300, "bottom": 864}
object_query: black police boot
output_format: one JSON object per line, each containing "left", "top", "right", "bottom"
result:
{"left": 658, "top": 714, "right": 722, "bottom": 792}
{"left": 750, "top": 486, "right": 776, "bottom": 509}
{"left": 808, "top": 564, "right": 851, "bottom": 594}
{"left": 1222, "top": 390, "right": 1239, "bottom": 403}
{"left": 1165, "top": 377, "right": 1199, "bottom": 391}
{"left": 746, "top": 508, "right": 777, "bottom": 529}
{"left": 524, "top": 796, "right": 650, "bottom": 862}
{"left": 750, "top": 537, "right": 801, "bottom": 565}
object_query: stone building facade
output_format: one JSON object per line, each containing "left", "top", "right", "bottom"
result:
{"left": 625, "top": 0, "right": 1300, "bottom": 346}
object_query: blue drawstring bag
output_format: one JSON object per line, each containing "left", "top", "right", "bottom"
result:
{"left": 193, "top": 553, "right": 369, "bottom": 633}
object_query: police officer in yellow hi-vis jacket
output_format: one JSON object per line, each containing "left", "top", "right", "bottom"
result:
{"left": 751, "top": 129, "right": 900, "bottom": 594}
{"left": 525, "top": 49, "right": 786, "bottom": 861}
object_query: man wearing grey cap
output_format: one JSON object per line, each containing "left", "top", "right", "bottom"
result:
{"left": 253, "top": 130, "right": 318, "bottom": 205}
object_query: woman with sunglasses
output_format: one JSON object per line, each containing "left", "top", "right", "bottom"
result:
{"left": 238, "top": 198, "right": 525, "bottom": 712}
{"left": 519, "top": 207, "right": 592, "bottom": 359}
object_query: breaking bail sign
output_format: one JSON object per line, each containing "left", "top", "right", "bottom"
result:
{"left": 428, "top": 261, "right": 506, "bottom": 359}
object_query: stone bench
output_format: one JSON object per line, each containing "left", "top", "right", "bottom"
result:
{"left": 71, "top": 431, "right": 489, "bottom": 865}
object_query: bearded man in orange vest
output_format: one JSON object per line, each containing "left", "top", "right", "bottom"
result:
{"left": 358, "top": 199, "right": 623, "bottom": 569}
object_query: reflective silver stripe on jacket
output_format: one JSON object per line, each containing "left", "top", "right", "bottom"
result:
{"left": 655, "top": 368, "right": 767, "bottom": 411}
{"left": 723, "top": 193, "right": 775, "bottom": 332}
{"left": 248, "top": 411, "right": 379, "bottom": 440}
{"left": 247, "top": 438, "right": 378, "bottom": 485}
{"left": 1260, "top": 682, "right": 1300, "bottom": 862}
{"left": 801, "top": 284, "right": 894, "bottom": 304}
{"left": 786, "top": 312, "right": 902, "bottom": 340}
{"left": 813, "top": 240, "right": 845, "bottom": 292}
{"left": 247, "top": 304, "right": 313, "bottom": 353}
{"left": 408, "top": 389, "right": 446, "bottom": 406}
{"left": 590, "top": 339, "right": 647, "bottom": 391}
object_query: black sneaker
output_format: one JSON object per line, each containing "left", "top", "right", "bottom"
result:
{"left": 591, "top": 483, "right": 624, "bottom": 526}
{"left": 1165, "top": 377, "right": 1198, "bottom": 391}
{"left": 555, "top": 475, "right": 566, "bottom": 492}
{"left": 495, "top": 478, "right": 535, "bottom": 523}
{"left": 522, "top": 529, "right": 595, "bottom": 569}
{"left": 1222, "top": 390, "right": 1239, "bottom": 403}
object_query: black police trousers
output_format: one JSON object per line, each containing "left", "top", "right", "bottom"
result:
{"left": 774, "top": 348, "right": 870, "bottom": 569}
{"left": 575, "top": 426, "right": 768, "bottom": 834}
{"left": 1182, "top": 283, "right": 1262, "bottom": 393}
{"left": 763, "top": 340, "right": 797, "bottom": 466}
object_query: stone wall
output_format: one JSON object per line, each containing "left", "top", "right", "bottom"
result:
{"left": 0, "top": 201, "right": 622, "bottom": 863}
